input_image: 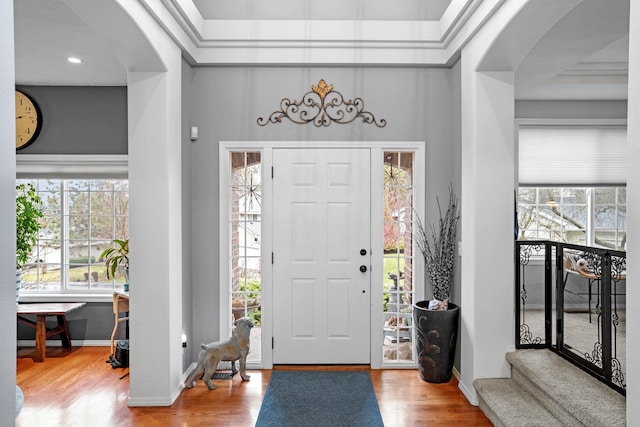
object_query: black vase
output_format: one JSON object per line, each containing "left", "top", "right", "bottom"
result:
{"left": 413, "top": 301, "right": 460, "bottom": 383}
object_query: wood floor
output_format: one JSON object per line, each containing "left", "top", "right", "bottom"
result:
{"left": 16, "top": 346, "right": 492, "bottom": 426}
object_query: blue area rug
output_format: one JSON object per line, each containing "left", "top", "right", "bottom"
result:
{"left": 255, "top": 371, "right": 384, "bottom": 427}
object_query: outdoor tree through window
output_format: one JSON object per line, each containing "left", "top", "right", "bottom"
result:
{"left": 517, "top": 186, "right": 626, "bottom": 250}
{"left": 18, "top": 178, "right": 129, "bottom": 293}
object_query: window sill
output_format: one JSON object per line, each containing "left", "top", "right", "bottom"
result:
{"left": 18, "top": 293, "right": 114, "bottom": 303}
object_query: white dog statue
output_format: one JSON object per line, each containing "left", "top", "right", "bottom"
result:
{"left": 186, "top": 317, "right": 253, "bottom": 390}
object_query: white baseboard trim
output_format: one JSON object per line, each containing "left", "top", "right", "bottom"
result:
{"left": 172, "top": 382, "right": 186, "bottom": 404}
{"left": 127, "top": 369, "right": 189, "bottom": 407}
{"left": 452, "top": 367, "right": 481, "bottom": 405}
{"left": 184, "top": 362, "right": 197, "bottom": 386}
{"left": 18, "top": 339, "right": 111, "bottom": 347}
{"left": 453, "top": 366, "right": 461, "bottom": 381}
{"left": 458, "top": 376, "right": 479, "bottom": 406}
{"left": 519, "top": 304, "right": 627, "bottom": 311}
{"left": 127, "top": 396, "right": 177, "bottom": 407}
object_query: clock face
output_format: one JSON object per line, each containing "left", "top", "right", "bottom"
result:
{"left": 15, "top": 90, "right": 43, "bottom": 150}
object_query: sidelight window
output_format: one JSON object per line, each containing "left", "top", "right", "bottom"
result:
{"left": 382, "top": 152, "right": 415, "bottom": 363}
{"left": 229, "top": 152, "right": 262, "bottom": 362}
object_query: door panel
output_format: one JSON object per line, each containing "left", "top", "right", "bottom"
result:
{"left": 273, "top": 148, "right": 371, "bottom": 364}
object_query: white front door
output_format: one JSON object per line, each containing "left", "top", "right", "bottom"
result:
{"left": 272, "top": 148, "right": 371, "bottom": 363}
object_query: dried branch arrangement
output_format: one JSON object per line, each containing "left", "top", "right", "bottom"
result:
{"left": 414, "top": 187, "right": 460, "bottom": 310}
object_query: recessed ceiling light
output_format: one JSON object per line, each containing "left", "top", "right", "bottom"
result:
{"left": 67, "top": 57, "right": 82, "bottom": 64}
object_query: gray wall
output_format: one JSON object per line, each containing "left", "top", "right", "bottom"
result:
{"left": 449, "top": 59, "right": 463, "bottom": 371}
{"left": 15, "top": 86, "right": 127, "bottom": 154}
{"left": 14, "top": 78, "right": 628, "bottom": 368}
{"left": 185, "top": 66, "right": 460, "bottom": 361}
{"left": 181, "top": 59, "right": 194, "bottom": 370}
{"left": 17, "top": 302, "right": 126, "bottom": 342}
{"left": 17, "top": 69, "right": 463, "bottom": 369}
{"left": 17, "top": 86, "right": 128, "bottom": 343}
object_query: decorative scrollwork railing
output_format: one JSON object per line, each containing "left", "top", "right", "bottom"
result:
{"left": 584, "top": 342, "right": 603, "bottom": 368}
{"left": 516, "top": 242, "right": 545, "bottom": 347}
{"left": 520, "top": 324, "right": 542, "bottom": 345}
{"left": 519, "top": 243, "right": 540, "bottom": 266}
{"left": 515, "top": 241, "right": 626, "bottom": 395}
{"left": 257, "top": 79, "right": 387, "bottom": 128}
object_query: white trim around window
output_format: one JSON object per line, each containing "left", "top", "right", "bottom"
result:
{"left": 17, "top": 154, "right": 128, "bottom": 178}
{"left": 16, "top": 154, "right": 129, "bottom": 302}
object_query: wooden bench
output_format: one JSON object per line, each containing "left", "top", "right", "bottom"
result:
{"left": 17, "top": 302, "right": 86, "bottom": 362}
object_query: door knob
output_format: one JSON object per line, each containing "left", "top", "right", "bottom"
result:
{"left": 360, "top": 265, "right": 367, "bottom": 273}
{"left": 360, "top": 249, "right": 367, "bottom": 256}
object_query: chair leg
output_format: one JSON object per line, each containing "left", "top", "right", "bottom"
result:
{"left": 588, "top": 279, "right": 592, "bottom": 323}
{"left": 110, "top": 312, "right": 119, "bottom": 356}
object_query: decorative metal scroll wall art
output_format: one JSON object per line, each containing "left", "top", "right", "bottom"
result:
{"left": 257, "top": 79, "right": 386, "bottom": 128}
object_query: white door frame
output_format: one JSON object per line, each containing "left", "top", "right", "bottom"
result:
{"left": 219, "top": 141, "right": 425, "bottom": 369}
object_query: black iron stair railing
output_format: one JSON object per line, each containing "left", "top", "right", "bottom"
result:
{"left": 515, "top": 240, "right": 626, "bottom": 395}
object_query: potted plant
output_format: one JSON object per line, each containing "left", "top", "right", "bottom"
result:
{"left": 232, "top": 280, "right": 261, "bottom": 322}
{"left": 101, "top": 239, "right": 129, "bottom": 291}
{"left": 413, "top": 186, "right": 460, "bottom": 383}
{"left": 232, "top": 296, "right": 260, "bottom": 321}
{"left": 16, "top": 183, "right": 44, "bottom": 301}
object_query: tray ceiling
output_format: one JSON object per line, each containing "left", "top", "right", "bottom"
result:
{"left": 192, "top": 0, "right": 452, "bottom": 21}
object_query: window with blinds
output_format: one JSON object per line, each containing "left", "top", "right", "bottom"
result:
{"left": 518, "top": 125, "right": 627, "bottom": 185}
{"left": 517, "top": 124, "right": 627, "bottom": 250}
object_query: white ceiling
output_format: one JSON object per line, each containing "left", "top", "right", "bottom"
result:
{"left": 517, "top": 36, "right": 629, "bottom": 100}
{"left": 513, "top": 0, "right": 629, "bottom": 101}
{"left": 13, "top": 0, "right": 629, "bottom": 100}
{"left": 14, "top": 0, "right": 127, "bottom": 86}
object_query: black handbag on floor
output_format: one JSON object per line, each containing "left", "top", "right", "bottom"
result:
{"left": 111, "top": 339, "right": 129, "bottom": 368}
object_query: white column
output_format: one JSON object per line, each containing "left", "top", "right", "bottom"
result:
{"left": 127, "top": 61, "right": 184, "bottom": 405}
{"left": 458, "top": 6, "right": 519, "bottom": 403}
{"left": 456, "top": 0, "right": 535, "bottom": 405}
{"left": 0, "top": 1, "right": 17, "bottom": 423}
{"left": 626, "top": 0, "right": 640, "bottom": 423}
{"left": 455, "top": 0, "right": 595, "bottom": 403}
{"left": 61, "top": 0, "right": 184, "bottom": 407}
{"left": 459, "top": 63, "right": 516, "bottom": 403}
{"left": 125, "top": 29, "right": 184, "bottom": 410}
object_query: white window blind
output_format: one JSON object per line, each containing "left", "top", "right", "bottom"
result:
{"left": 518, "top": 125, "right": 627, "bottom": 185}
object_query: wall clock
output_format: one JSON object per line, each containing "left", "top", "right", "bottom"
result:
{"left": 15, "top": 89, "right": 43, "bottom": 150}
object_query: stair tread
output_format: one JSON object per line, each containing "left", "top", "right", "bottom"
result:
{"left": 474, "top": 378, "right": 561, "bottom": 427}
{"left": 507, "top": 349, "right": 625, "bottom": 427}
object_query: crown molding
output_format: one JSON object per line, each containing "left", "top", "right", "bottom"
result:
{"left": 139, "top": 0, "right": 502, "bottom": 66}
{"left": 549, "top": 62, "right": 629, "bottom": 84}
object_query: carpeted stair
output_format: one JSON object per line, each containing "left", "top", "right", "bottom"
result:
{"left": 474, "top": 349, "right": 625, "bottom": 426}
